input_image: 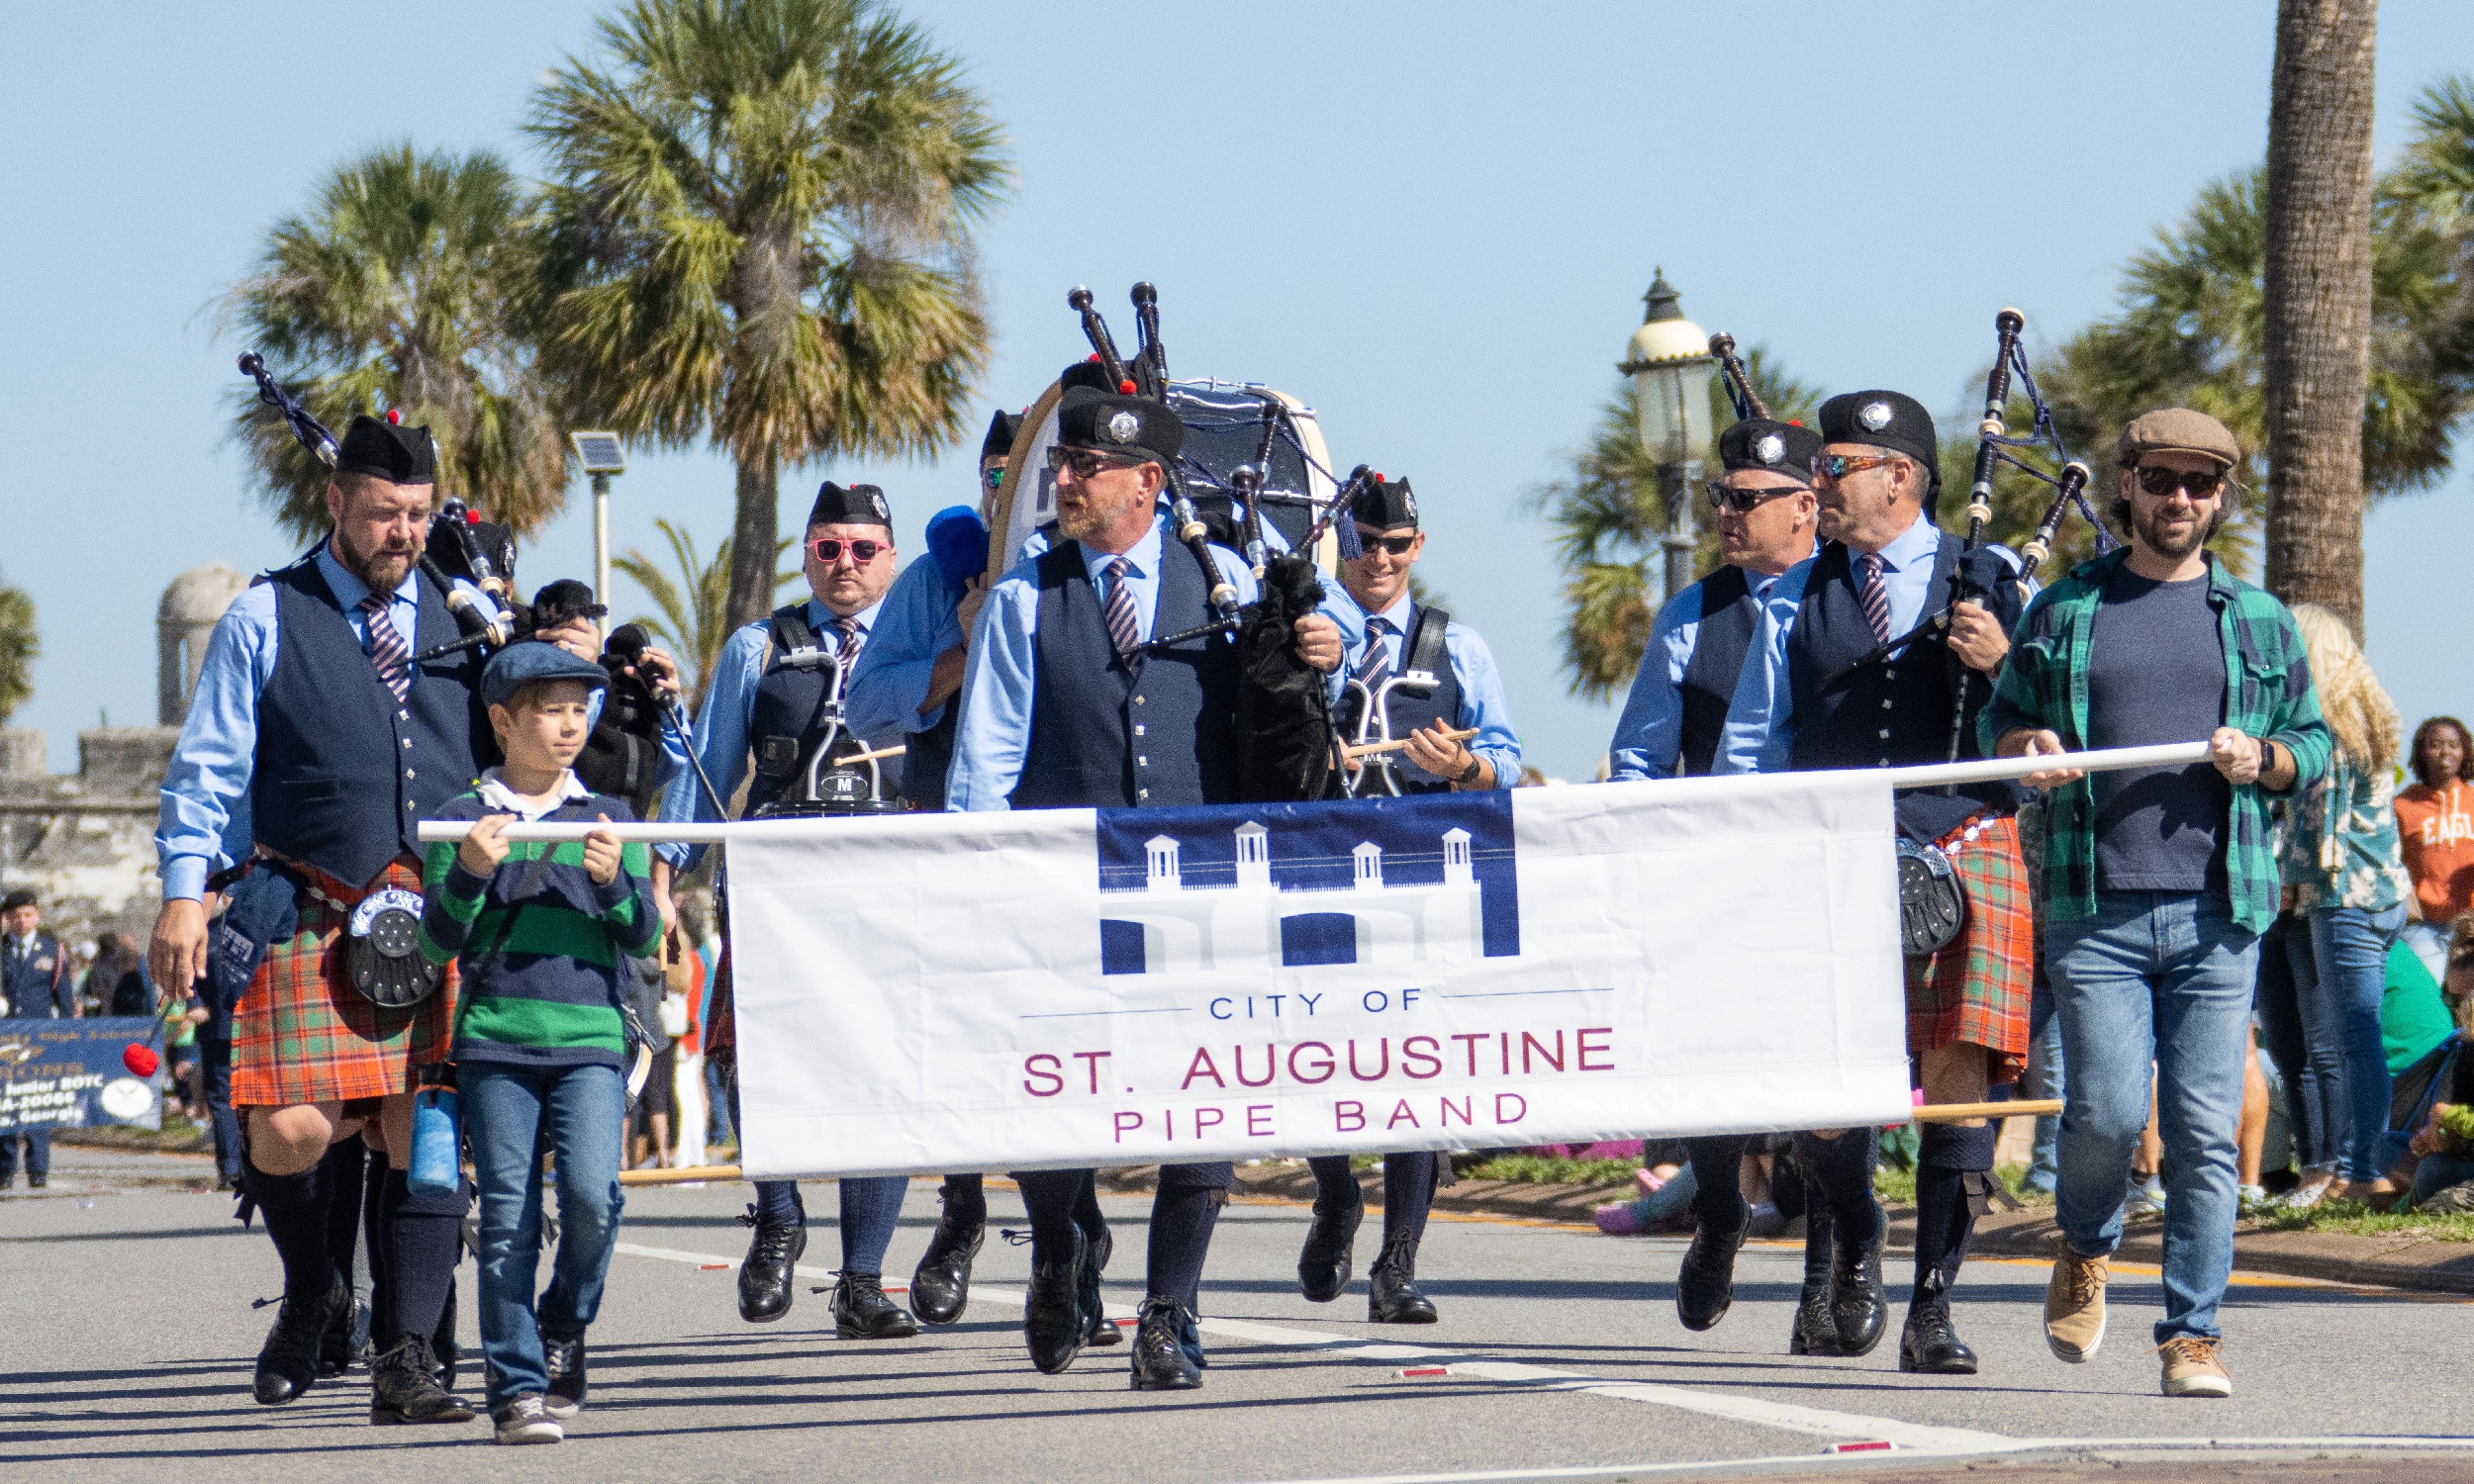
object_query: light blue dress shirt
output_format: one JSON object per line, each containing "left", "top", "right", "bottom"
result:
{"left": 655, "top": 596, "right": 888, "bottom": 870}
{"left": 841, "top": 524, "right": 1067, "bottom": 746}
{"left": 1318, "top": 585, "right": 1520, "bottom": 788}
{"left": 1605, "top": 562, "right": 1799, "bottom": 783}
{"left": 946, "top": 513, "right": 1261, "bottom": 812}
{"left": 1715, "top": 511, "right": 2022, "bottom": 776}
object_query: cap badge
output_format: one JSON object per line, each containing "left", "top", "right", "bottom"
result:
{"left": 1755, "top": 432, "right": 1786, "bottom": 465}
{"left": 1857, "top": 401, "right": 1893, "bottom": 432}
{"left": 1402, "top": 492, "right": 1419, "bottom": 519}
{"left": 1106, "top": 411, "right": 1141, "bottom": 443}
{"left": 871, "top": 492, "right": 891, "bottom": 521}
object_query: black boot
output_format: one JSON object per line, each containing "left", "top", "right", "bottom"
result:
{"left": 909, "top": 1198, "right": 986, "bottom": 1327}
{"left": 317, "top": 1281, "right": 358, "bottom": 1377}
{"left": 736, "top": 1203, "right": 806, "bottom": 1324}
{"left": 1367, "top": 1231, "right": 1438, "bottom": 1324}
{"left": 1787, "top": 1182, "right": 1840, "bottom": 1356}
{"left": 1675, "top": 1221, "right": 1747, "bottom": 1332}
{"left": 253, "top": 1274, "right": 346, "bottom": 1405}
{"left": 1081, "top": 1221, "right": 1121, "bottom": 1347}
{"left": 368, "top": 1334, "right": 477, "bottom": 1425}
{"left": 1831, "top": 1228, "right": 1888, "bottom": 1358}
{"left": 1899, "top": 1279, "right": 1978, "bottom": 1375}
{"left": 1296, "top": 1180, "right": 1364, "bottom": 1303}
{"left": 1024, "top": 1226, "right": 1087, "bottom": 1375}
{"left": 1128, "top": 1296, "right": 1203, "bottom": 1391}
{"left": 831, "top": 1272, "right": 919, "bottom": 1339}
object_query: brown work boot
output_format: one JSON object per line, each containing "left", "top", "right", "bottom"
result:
{"left": 2043, "top": 1249, "right": 2108, "bottom": 1362}
{"left": 2158, "top": 1334, "right": 2233, "bottom": 1398}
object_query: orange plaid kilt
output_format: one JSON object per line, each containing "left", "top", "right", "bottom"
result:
{"left": 1904, "top": 811, "right": 2032, "bottom": 1086}
{"left": 230, "top": 856, "right": 457, "bottom": 1109}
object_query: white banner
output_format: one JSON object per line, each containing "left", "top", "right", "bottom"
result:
{"left": 723, "top": 772, "right": 1913, "bottom": 1178}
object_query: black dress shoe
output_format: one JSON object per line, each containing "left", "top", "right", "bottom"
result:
{"left": 831, "top": 1273, "right": 919, "bottom": 1339}
{"left": 1080, "top": 1222, "right": 1121, "bottom": 1347}
{"left": 737, "top": 1204, "right": 807, "bottom": 1324}
{"left": 253, "top": 1275, "right": 345, "bottom": 1405}
{"left": 1296, "top": 1182, "right": 1364, "bottom": 1303}
{"left": 541, "top": 1328, "right": 586, "bottom": 1418}
{"left": 1367, "top": 1232, "right": 1438, "bottom": 1324}
{"left": 317, "top": 1286, "right": 358, "bottom": 1377}
{"left": 1024, "top": 1227, "right": 1088, "bottom": 1375}
{"left": 1128, "top": 1297, "right": 1203, "bottom": 1391}
{"left": 1831, "top": 1232, "right": 1888, "bottom": 1358}
{"left": 1675, "top": 1223, "right": 1747, "bottom": 1332}
{"left": 910, "top": 1205, "right": 986, "bottom": 1326}
{"left": 1898, "top": 1298, "right": 1979, "bottom": 1375}
{"left": 369, "top": 1334, "right": 477, "bottom": 1425}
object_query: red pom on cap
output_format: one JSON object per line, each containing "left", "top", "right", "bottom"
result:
{"left": 385, "top": 409, "right": 402, "bottom": 425}
{"left": 1086, "top": 353, "right": 1100, "bottom": 364}
{"left": 123, "top": 1044, "right": 160, "bottom": 1077}
{"left": 464, "top": 510, "right": 481, "bottom": 524}
{"left": 1118, "top": 380, "right": 1136, "bottom": 395}
{"left": 1788, "top": 419, "right": 1804, "bottom": 426}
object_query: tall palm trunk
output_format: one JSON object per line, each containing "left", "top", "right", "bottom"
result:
{"left": 721, "top": 221, "right": 807, "bottom": 633}
{"left": 2262, "top": 0, "right": 2379, "bottom": 636}
{"left": 727, "top": 449, "right": 781, "bottom": 634}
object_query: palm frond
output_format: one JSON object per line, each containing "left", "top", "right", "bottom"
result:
{"left": 0, "top": 577, "right": 35, "bottom": 723}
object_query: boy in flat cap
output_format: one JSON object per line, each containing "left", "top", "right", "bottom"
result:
{"left": 1986, "top": 408, "right": 2328, "bottom": 1399}
{"left": 1605, "top": 413, "right": 1821, "bottom": 1332}
{"left": 1715, "top": 390, "right": 2032, "bottom": 1376}
{"left": 150, "top": 413, "right": 506, "bottom": 1418}
{"left": 1290, "top": 471, "right": 1520, "bottom": 1325}
{"left": 650, "top": 478, "right": 920, "bottom": 1343}
{"left": 948, "top": 386, "right": 1343, "bottom": 1391}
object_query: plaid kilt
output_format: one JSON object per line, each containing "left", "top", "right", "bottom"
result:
{"left": 231, "top": 856, "right": 457, "bottom": 1109}
{"left": 1904, "top": 811, "right": 2032, "bottom": 1084}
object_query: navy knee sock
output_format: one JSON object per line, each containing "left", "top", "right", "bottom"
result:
{"left": 378, "top": 1167, "right": 463, "bottom": 1347}
{"left": 940, "top": 1173, "right": 987, "bottom": 1228}
{"left": 1381, "top": 1153, "right": 1438, "bottom": 1247}
{"left": 837, "top": 1175, "right": 907, "bottom": 1276}
{"left": 364, "top": 1153, "right": 390, "bottom": 1332}
{"left": 1069, "top": 1168, "right": 1108, "bottom": 1246}
{"left": 754, "top": 1178, "right": 804, "bottom": 1228}
{"left": 1013, "top": 1169, "right": 1089, "bottom": 1269}
{"left": 1792, "top": 1130, "right": 1880, "bottom": 1249}
{"left": 1912, "top": 1123, "right": 1996, "bottom": 1304}
{"left": 320, "top": 1136, "right": 366, "bottom": 1292}
{"left": 249, "top": 1160, "right": 333, "bottom": 1305}
{"left": 1306, "top": 1155, "right": 1361, "bottom": 1209}
{"left": 1145, "top": 1185, "right": 1223, "bottom": 1312}
{"left": 1681, "top": 1135, "right": 1752, "bottom": 1236}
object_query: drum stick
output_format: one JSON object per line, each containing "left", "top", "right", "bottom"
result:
{"left": 1343, "top": 726, "right": 1477, "bottom": 761}
{"left": 1911, "top": 1099, "right": 2060, "bottom": 1124}
{"left": 618, "top": 1164, "right": 744, "bottom": 1187}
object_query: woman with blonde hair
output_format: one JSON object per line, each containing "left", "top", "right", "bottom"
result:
{"left": 2276, "top": 603, "right": 2415, "bottom": 1204}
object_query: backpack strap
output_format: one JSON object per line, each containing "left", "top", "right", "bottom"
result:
{"left": 1404, "top": 604, "right": 1452, "bottom": 683}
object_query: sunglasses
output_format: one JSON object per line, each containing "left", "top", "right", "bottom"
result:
{"left": 807, "top": 537, "right": 889, "bottom": 564}
{"left": 1353, "top": 532, "right": 1418, "bottom": 556}
{"left": 2134, "top": 465, "right": 2226, "bottom": 500}
{"left": 1045, "top": 446, "right": 1147, "bottom": 478}
{"left": 1705, "top": 483, "right": 1803, "bottom": 513}
{"left": 983, "top": 466, "right": 1006, "bottom": 491}
{"left": 1810, "top": 452, "right": 1902, "bottom": 483}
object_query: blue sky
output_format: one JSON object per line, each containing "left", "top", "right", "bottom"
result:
{"left": 3, "top": 1, "right": 2468, "bottom": 781}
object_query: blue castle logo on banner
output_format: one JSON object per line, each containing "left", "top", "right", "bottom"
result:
{"left": 1094, "top": 793, "right": 1521, "bottom": 975}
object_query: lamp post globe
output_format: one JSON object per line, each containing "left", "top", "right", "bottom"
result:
{"left": 1615, "top": 269, "right": 1716, "bottom": 603}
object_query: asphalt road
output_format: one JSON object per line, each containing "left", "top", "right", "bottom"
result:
{"left": 5, "top": 1149, "right": 2471, "bottom": 1484}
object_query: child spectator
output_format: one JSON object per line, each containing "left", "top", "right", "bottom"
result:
{"left": 419, "top": 642, "right": 661, "bottom": 1444}
{"left": 2394, "top": 716, "right": 2474, "bottom": 983}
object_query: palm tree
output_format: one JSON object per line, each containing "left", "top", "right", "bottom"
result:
{"left": 613, "top": 517, "right": 798, "bottom": 713}
{"left": 2260, "top": 0, "right": 2379, "bottom": 632}
{"left": 220, "top": 143, "right": 569, "bottom": 544}
{"left": 1533, "top": 347, "right": 1819, "bottom": 700}
{"left": 0, "top": 575, "right": 34, "bottom": 723}
{"left": 528, "top": 0, "right": 1007, "bottom": 634}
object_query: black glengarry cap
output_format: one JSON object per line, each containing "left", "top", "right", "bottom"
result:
{"left": 1717, "top": 418, "right": 1822, "bottom": 482}
{"left": 1349, "top": 474, "right": 1418, "bottom": 531}
{"left": 1054, "top": 389, "right": 1183, "bottom": 466}
{"left": 809, "top": 481, "right": 893, "bottom": 529}
{"left": 336, "top": 414, "right": 437, "bottom": 485}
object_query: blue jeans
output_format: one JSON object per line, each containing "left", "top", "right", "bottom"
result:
{"left": 2291, "top": 904, "right": 2407, "bottom": 1182}
{"left": 2412, "top": 1151, "right": 2474, "bottom": 1206}
{"left": 2048, "top": 889, "right": 2258, "bottom": 1343}
{"left": 704, "top": 1056, "right": 734, "bottom": 1146}
{"left": 0, "top": 1128, "right": 48, "bottom": 1180}
{"left": 463, "top": 1062, "right": 627, "bottom": 1411}
{"left": 2024, "top": 949, "right": 2064, "bottom": 1193}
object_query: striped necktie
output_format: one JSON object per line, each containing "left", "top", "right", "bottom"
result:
{"left": 1101, "top": 558, "right": 1142, "bottom": 670}
{"left": 1856, "top": 553, "right": 1891, "bottom": 645}
{"left": 1354, "top": 615, "right": 1395, "bottom": 690}
{"left": 359, "top": 592, "right": 411, "bottom": 701}
{"left": 829, "top": 614, "right": 861, "bottom": 662}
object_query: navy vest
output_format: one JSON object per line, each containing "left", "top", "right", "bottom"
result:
{"left": 1676, "top": 566, "right": 1760, "bottom": 778}
{"left": 745, "top": 603, "right": 851, "bottom": 814}
{"left": 1338, "top": 605, "right": 1461, "bottom": 792}
{"left": 252, "top": 556, "right": 486, "bottom": 887}
{"left": 1014, "top": 540, "right": 1240, "bottom": 810}
{"left": 1784, "top": 534, "right": 2020, "bottom": 840}
{"left": 902, "top": 701, "right": 960, "bottom": 811}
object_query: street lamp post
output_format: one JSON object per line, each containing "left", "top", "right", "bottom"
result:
{"left": 1615, "top": 269, "right": 1716, "bottom": 604}
{"left": 570, "top": 432, "right": 628, "bottom": 604}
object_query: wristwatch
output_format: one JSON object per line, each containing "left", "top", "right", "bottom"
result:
{"left": 1454, "top": 755, "right": 1485, "bottom": 787}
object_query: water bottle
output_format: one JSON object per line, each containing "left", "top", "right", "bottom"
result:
{"left": 409, "top": 1085, "right": 461, "bottom": 1199}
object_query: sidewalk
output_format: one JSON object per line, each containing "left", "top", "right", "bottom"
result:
{"left": 1101, "top": 1161, "right": 2474, "bottom": 1297}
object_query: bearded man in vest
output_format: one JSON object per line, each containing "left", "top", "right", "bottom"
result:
{"left": 1715, "top": 390, "right": 2033, "bottom": 1376}
{"left": 947, "top": 387, "right": 1344, "bottom": 1390}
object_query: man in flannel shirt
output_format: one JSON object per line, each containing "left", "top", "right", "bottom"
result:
{"left": 1984, "top": 407, "right": 2330, "bottom": 1400}
{"left": 420, "top": 640, "right": 661, "bottom": 1443}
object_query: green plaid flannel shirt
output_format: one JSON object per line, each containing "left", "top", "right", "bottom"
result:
{"left": 1978, "top": 549, "right": 2330, "bottom": 934}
